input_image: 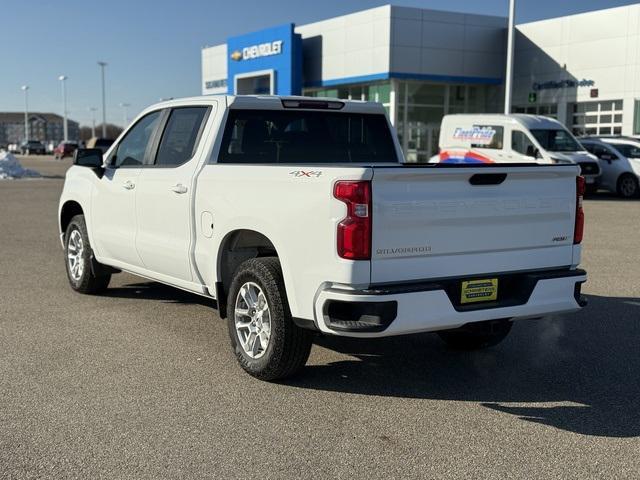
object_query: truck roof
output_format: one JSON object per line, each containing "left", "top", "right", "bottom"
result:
{"left": 443, "top": 113, "right": 564, "bottom": 129}
{"left": 150, "top": 95, "right": 385, "bottom": 115}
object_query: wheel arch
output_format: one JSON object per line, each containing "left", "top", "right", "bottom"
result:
{"left": 59, "top": 200, "right": 85, "bottom": 236}
{"left": 215, "top": 229, "right": 281, "bottom": 318}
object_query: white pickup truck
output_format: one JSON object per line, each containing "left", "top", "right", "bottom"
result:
{"left": 59, "top": 95, "right": 587, "bottom": 380}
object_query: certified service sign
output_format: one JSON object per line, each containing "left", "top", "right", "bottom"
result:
{"left": 231, "top": 40, "right": 284, "bottom": 61}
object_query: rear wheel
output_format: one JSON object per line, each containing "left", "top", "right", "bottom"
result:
{"left": 227, "top": 257, "right": 313, "bottom": 381}
{"left": 617, "top": 173, "right": 639, "bottom": 199}
{"left": 437, "top": 319, "right": 512, "bottom": 350}
{"left": 64, "top": 215, "right": 111, "bottom": 294}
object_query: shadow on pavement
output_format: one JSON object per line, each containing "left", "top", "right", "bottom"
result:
{"left": 585, "top": 192, "right": 638, "bottom": 202}
{"left": 101, "top": 281, "right": 639, "bottom": 437}
{"left": 285, "top": 294, "right": 640, "bottom": 438}
{"left": 103, "top": 281, "right": 214, "bottom": 307}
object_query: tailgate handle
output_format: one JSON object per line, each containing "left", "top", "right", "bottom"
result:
{"left": 469, "top": 173, "right": 507, "bottom": 185}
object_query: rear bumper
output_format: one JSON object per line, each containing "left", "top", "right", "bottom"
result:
{"left": 312, "top": 269, "right": 587, "bottom": 337}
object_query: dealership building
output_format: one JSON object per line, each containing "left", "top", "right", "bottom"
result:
{"left": 202, "top": 4, "right": 640, "bottom": 161}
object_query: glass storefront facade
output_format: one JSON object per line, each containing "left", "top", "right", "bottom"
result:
{"left": 305, "top": 80, "right": 502, "bottom": 162}
{"left": 513, "top": 104, "right": 558, "bottom": 119}
{"left": 305, "top": 82, "right": 391, "bottom": 112}
{"left": 567, "top": 100, "right": 623, "bottom": 136}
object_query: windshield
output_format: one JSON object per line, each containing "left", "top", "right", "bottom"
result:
{"left": 218, "top": 109, "right": 398, "bottom": 164}
{"left": 530, "top": 129, "right": 582, "bottom": 152}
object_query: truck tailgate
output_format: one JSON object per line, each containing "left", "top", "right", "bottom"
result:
{"left": 370, "top": 165, "right": 579, "bottom": 284}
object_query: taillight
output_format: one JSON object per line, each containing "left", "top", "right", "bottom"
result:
{"left": 574, "top": 176, "right": 585, "bottom": 244}
{"left": 334, "top": 181, "right": 371, "bottom": 260}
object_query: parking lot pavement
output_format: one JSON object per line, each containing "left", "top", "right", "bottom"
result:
{"left": 1, "top": 156, "right": 639, "bottom": 479}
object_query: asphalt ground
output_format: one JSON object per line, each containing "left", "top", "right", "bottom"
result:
{"left": 1, "top": 155, "right": 639, "bottom": 479}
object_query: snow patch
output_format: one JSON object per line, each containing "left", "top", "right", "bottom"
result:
{"left": 0, "top": 150, "right": 41, "bottom": 179}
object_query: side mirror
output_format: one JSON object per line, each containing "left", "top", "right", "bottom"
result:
{"left": 73, "top": 148, "right": 104, "bottom": 176}
{"left": 74, "top": 148, "right": 103, "bottom": 168}
{"left": 599, "top": 153, "right": 615, "bottom": 162}
{"left": 526, "top": 145, "right": 541, "bottom": 159}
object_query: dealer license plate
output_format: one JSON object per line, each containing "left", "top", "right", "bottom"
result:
{"left": 460, "top": 278, "right": 498, "bottom": 304}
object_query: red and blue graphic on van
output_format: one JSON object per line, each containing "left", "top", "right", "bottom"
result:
{"left": 438, "top": 150, "right": 494, "bottom": 164}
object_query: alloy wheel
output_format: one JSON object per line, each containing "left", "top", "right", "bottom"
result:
{"left": 67, "top": 229, "right": 84, "bottom": 281}
{"left": 234, "top": 282, "right": 272, "bottom": 359}
{"left": 620, "top": 176, "right": 638, "bottom": 198}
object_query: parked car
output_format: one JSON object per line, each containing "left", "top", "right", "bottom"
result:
{"left": 53, "top": 141, "right": 78, "bottom": 160}
{"left": 59, "top": 95, "right": 587, "bottom": 381}
{"left": 85, "top": 137, "right": 114, "bottom": 153}
{"left": 580, "top": 137, "right": 640, "bottom": 198}
{"left": 19, "top": 140, "right": 46, "bottom": 155}
{"left": 434, "top": 114, "right": 602, "bottom": 192}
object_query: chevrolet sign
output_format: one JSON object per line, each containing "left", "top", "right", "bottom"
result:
{"left": 231, "top": 40, "right": 284, "bottom": 61}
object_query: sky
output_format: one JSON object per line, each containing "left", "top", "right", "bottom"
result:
{"left": 1, "top": 0, "right": 634, "bottom": 127}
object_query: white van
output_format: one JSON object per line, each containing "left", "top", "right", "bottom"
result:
{"left": 435, "top": 114, "right": 601, "bottom": 189}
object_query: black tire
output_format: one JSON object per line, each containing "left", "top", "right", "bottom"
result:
{"left": 227, "top": 257, "right": 313, "bottom": 381}
{"left": 64, "top": 214, "right": 111, "bottom": 294}
{"left": 437, "top": 319, "right": 512, "bottom": 350}
{"left": 617, "top": 173, "right": 639, "bottom": 199}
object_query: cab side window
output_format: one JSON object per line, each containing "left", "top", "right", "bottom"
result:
{"left": 154, "top": 107, "right": 208, "bottom": 167}
{"left": 612, "top": 144, "right": 640, "bottom": 159}
{"left": 112, "top": 111, "right": 161, "bottom": 167}
{"left": 587, "top": 144, "right": 614, "bottom": 159}
{"left": 512, "top": 130, "right": 537, "bottom": 157}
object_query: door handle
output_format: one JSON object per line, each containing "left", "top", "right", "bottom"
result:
{"left": 123, "top": 180, "right": 135, "bottom": 190}
{"left": 169, "top": 183, "right": 188, "bottom": 194}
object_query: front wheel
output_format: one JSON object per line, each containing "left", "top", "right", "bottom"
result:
{"left": 617, "top": 173, "right": 639, "bottom": 199}
{"left": 437, "top": 319, "right": 512, "bottom": 350}
{"left": 227, "top": 257, "right": 313, "bottom": 381}
{"left": 64, "top": 215, "right": 111, "bottom": 294}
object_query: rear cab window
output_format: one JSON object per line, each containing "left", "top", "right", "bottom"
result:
{"left": 217, "top": 109, "right": 398, "bottom": 164}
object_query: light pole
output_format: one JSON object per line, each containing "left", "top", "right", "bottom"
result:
{"left": 59, "top": 75, "right": 68, "bottom": 141}
{"left": 98, "top": 61, "right": 107, "bottom": 137}
{"left": 88, "top": 107, "right": 97, "bottom": 138}
{"left": 119, "top": 102, "right": 131, "bottom": 127}
{"left": 21, "top": 85, "right": 29, "bottom": 142}
{"left": 504, "top": 0, "right": 516, "bottom": 114}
